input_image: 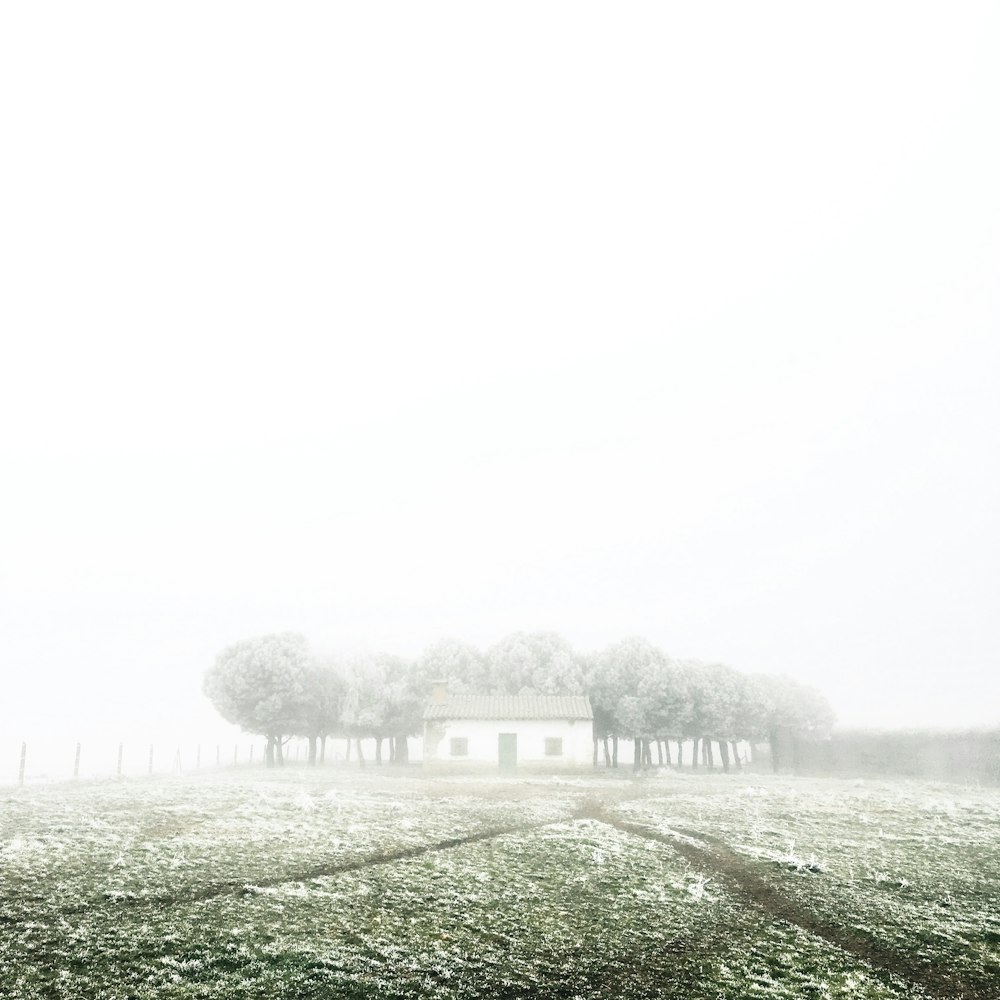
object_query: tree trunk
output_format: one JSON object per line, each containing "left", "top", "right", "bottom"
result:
{"left": 642, "top": 739, "right": 652, "bottom": 769}
{"left": 603, "top": 736, "right": 612, "bottom": 768}
{"left": 730, "top": 740, "right": 741, "bottom": 771}
{"left": 593, "top": 738, "right": 599, "bottom": 767}
{"left": 308, "top": 735, "right": 317, "bottom": 766}
{"left": 663, "top": 740, "right": 672, "bottom": 768}
{"left": 705, "top": 739, "right": 714, "bottom": 768}
{"left": 345, "top": 738, "right": 352, "bottom": 762}
{"left": 396, "top": 736, "right": 409, "bottom": 764}
{"left": 612, "top": 736, "right": 619, "bottom": 768}
{"left": 718, "top": 739, "right": 730, "bottom": 773}
{"left": 320, "top": 735, "right": 327, "bottom": 764}
{"left": 276, "top": 737, "right": 285, "bottom": 767}
{"left": 691, "top": 737, "right": 700, "bottom": 770}
{"left": 676, "top": 740, "right": 683, "bottom": 769}
{"left": 265, "top": 735, "right": 276, "bottom": 769}
{"left": 356, "top": 738, "right": 366, "bottom": 769}
{"left": 375, "top": 737, "right": 383, "bottom": 766}
{"left": 655, "top": 740, "right": 663, "bottom": 767}
{"left": 389, "top": 737, "right": 396, "bottom": 764}
{"left": 632, "top": 736, "right": 642, "bottom": 772}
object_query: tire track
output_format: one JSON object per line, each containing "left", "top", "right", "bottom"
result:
{"left": 48, "top": 811, "right": 582, "bottom": 916}
{"left": 181, "top": 815, "right": 565, "bottom": 904}
{"left": 595, "top": 809, "right": 996, "bottom": 1000}
{"left": 10, "top": 794, "right": 653, "bottom": 922}
{"left": 101, "top": 795, "right": 658, "bottom": 911}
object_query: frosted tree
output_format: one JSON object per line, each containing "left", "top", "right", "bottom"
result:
{"left": 379, "top": 654, "right": 425, "bottom": 764}
{"left": 732, "top": 672, "right": 774, "bottom": 764}
{"left": 699, "top": 662, "right": 745, "bottom": 771}
{"left": 297, "top": 660, "right": 348, "bottom": 765}
{"left": 339, "top": 652, "right": 418, "bottom": 766}
{"left": 485, "top": 631, "right": 585, "bottom": 695}
{"left": 638, "top": 657, "right": 693, "bottom": 768}
{"left": 203, "top": 632, "right": 314, "bottom": 767}
{"left": 415, "top": 638, "right": 489, "bottom": 694}
{"left": 754, "top": 673, "right": 835, "bottom": 771}
{"left": 588, "top": 637, "right": 669, "bottom": 769}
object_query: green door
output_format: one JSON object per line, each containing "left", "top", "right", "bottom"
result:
{"left": 498, "top": 733, "right": 517, "bottom": 774}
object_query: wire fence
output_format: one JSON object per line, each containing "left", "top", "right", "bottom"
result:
{"left": 3, "top": 736, "right": 753, "bottom": 787}
{"left": 1, "top": 736, "right": 391, "bottom": 787}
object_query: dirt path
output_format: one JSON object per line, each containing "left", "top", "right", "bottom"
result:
{"left": 49, "top": 812, "right": 582, "bottom": 915}
{"left": 595, "top": 809, "right": 997, "bottom": 1000}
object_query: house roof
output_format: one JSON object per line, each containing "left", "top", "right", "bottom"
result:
{"left": 423, "top": 695, "right": 593, "bottom": 721}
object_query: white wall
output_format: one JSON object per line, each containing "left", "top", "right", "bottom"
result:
{"left": 425, "top": 717, "right": 593, "bottom": 770}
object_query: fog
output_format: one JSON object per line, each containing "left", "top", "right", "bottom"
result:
{"left": 2, "top": 3, "right": 998, "bottom": 772}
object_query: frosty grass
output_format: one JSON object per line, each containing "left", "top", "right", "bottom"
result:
{"left": 1, "top": 769, "right": 998, "bottom": 998}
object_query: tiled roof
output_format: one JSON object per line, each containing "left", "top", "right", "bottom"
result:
{"left": 423, "top": 695, "right": 593, "bottom": 721}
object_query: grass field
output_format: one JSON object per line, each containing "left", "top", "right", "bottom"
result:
{"left": 1, "top": 768, "right": 998, "bottom": 999}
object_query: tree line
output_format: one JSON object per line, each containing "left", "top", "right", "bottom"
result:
{"left": 202, "top": 631, "right": 833, "bottom": 770}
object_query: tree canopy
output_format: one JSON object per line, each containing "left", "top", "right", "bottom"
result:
{"left": 203, "top": 632, "right": 315, "bottom": 766}
{"left": 203, "top": 630, "right": 834, "bottom": 770}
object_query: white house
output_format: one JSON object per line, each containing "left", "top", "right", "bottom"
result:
{"left": 422, "top": 686, "right": 594, "bottom": 773}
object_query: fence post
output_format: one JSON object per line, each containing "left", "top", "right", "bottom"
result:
{"left": 74, "top": 742, "right": 81, "bottom": 779}
{"left": 148, "top": 744, "right": 154, "bottom": 776}
{"left": 117, "top": 742, "right": 124, "bottom": 778}
{"left": 18, "top": 742, "right": 26, "bottom": 786}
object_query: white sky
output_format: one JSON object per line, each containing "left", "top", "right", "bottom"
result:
{"left": 2, "top": 2, "right": 998, "bottom": 754}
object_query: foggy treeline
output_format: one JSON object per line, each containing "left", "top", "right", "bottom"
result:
{"left": 203, "top": 632, "right": 833, "bottom": 771}
{"left": 792, "top": 728, "right": 1000, "bottom": 784}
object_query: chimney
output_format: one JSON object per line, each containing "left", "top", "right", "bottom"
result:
{"left": 431, "top": 679, "right": 449, "bottom": 705}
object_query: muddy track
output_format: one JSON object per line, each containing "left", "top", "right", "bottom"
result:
{"left": 180, "top": 816, "right": 567, "bottom": 904}
{"left": 49, "top": 811, "right": 587, "bottom": 916}
{"left": 596, "top": 810, "right": 997, "bottom": 1000}
{"left": 75, "top": 792, "right": 660, "bottom": 914}
{"left": 14, "top": 791, "right": 658, "bottom": 921}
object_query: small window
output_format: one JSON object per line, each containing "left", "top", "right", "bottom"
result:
{"left": 544, "top": 737, "right": 563, "bottom": 757}
{"left": 450, "top": 737, "right": 469, "bottom": 757}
